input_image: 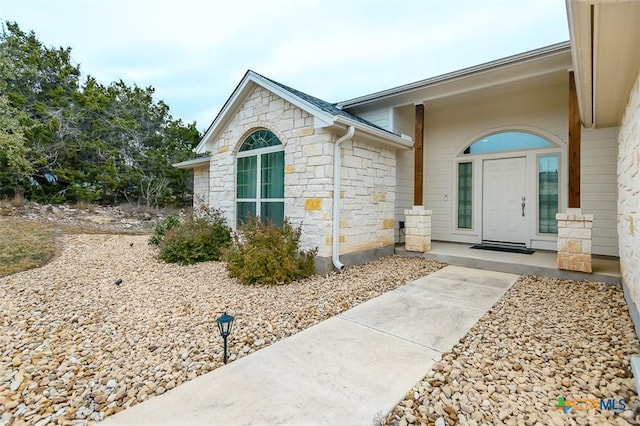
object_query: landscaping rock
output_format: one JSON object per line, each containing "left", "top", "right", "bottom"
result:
{"left": 0, "top": 233, "right": 443, "bottom": 424}
{"left": 379, "top": 275, "right": 640, "bottom": 425}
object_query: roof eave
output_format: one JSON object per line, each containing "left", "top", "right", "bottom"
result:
{"left": 334, "top": 117, "right": 413, "bottom": 150}
{"left": 195, "top": 71, "right": 336, "bottom": 154}
{"left": 566, "top": 0, "right": 594, "bottom": 127}
{"left": 568, "top": 0, "right": 640, "bottom": 128}
{"left": 172, "top": 156, "right": 210, "bottom": 169}
{"left": 338, "top": 41, "right": 572, "bottom": 109}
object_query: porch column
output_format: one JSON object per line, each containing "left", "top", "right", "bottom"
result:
{"left": 405, "top": 103, "right": 431, "bottom": 253}
{"left": 414, "top": 103, "right": 424, "bottom": 206}
{"left": 556, "top": 71, "right": 592, "bottom": 273}
{"left": 568, "top": 71, "right": 581, "bottom": 208}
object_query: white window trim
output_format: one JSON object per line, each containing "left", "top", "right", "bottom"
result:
{"left": 536, "top": 152, "right": 562, "bottom": 236}
{"left": 236, "top": 143, "right": 285, "bottom": 227}
{"left": 456, "top": 160, "right": 474, "bottom": 231}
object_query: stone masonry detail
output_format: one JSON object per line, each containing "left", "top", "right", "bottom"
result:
{"left": 204, "top": 85, "right": 397, "bottom": 263}
{"left": 618, "top": 72, "right": 640, "bottom": 312}
{"left": 404, "top": 206, "right": 432, "bottom": 252}
{"left": 556, "top": 209, "right": 593, "bottom": 273}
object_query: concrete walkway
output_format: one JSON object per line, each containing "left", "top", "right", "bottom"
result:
{"left": 103, "top": 266, "right": 519, "bottom": 426}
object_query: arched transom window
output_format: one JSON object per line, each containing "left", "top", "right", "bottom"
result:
{"left": 463, "top": 131, "right": 554, "bottom": 155}
{"left": 236, "top": 130, "right": 284, "bottom": 227}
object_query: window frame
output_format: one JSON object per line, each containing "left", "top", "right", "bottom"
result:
{"left": 236, "top": 133, "right": 285, "bottom": 227}
{"left": 456, "top": 160, "right": 474, "bottom": 230}
{"left": 462, "top": 131, "right": 554, "bottom": 156}
{"left": 536, "top": 153, "right": 560, "bottom": 235}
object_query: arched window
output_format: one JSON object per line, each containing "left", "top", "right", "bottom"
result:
{"left": 236, "top": 130, "right": 284, "bottom": 227}
{"left": 463, "top": 131, "right": 554, "bottom": 155}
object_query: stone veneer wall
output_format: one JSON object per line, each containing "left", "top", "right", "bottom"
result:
{"left": 193, "top": 165, "right": 210, "bottom": 208}
{"left": 405, "top": 207, "right": 432, "bottom": 252}
{"left": 618, "top": 71, "right": 640, "bottom": 335}
{"left": 556, "top": 210, "right": 593, "bottom": 273}
{"left": 337, "top": 139, "right": 396, "bottom": 256}
{"left": 205, "top": 85, "right": 397, "bottom": 270}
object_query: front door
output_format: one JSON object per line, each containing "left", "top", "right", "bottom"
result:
{"left": 482, "top": 157, "right": 528, "bottom": 246}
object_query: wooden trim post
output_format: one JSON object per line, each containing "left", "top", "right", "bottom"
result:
{"left": 414, "top": 103, "right": 424, "bottom": 206}
{"left": 568, "top": 71, "right": 581, "bottom": 208}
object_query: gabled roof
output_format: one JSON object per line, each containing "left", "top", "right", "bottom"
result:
{"left": 194, "top": 71, "right": 412, "bottom": 154}
{"left": 260, "top": 74, "right": 394, "bottom": 134}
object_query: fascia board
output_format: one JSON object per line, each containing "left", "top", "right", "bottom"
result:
{"left": 339, "top": 42, "right": 572, "bottom": 109}
{"left": 194, "top": 73, "right": 255, "bottom": 154}
{"left": 195, "top": 71, "right": 336, "bottom": 154}
{"left": 172, "top": 156, "right": 210, "bottom": 169}
{"left": 249, "top": 72, "right": 336, "bottom": 125}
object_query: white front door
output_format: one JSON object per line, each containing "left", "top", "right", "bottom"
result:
{"left": 482, "top": 157, "right": 528, "bottom": 246}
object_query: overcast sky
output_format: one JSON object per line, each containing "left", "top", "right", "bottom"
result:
{"left": 2, "top": 0, "right": 569, "bottom": 130}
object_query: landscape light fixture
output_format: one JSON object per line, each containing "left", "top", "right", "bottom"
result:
{"left": 216, "top": 312, "right": 234, "bottom": 364}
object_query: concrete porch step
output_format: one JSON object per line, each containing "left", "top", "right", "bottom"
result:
{"left": 395, "top": 242, "right": 621, "bottom": 285}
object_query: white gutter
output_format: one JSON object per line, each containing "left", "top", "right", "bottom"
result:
{"left": 335, "top": 116, "right": 413, "bottom": 149}
{"left": 332, "top": 125, "right": 355, "bottom": 270}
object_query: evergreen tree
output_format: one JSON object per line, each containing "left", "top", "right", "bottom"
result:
{"left": 0, "top": 21, "right": 200, "bottom": 206}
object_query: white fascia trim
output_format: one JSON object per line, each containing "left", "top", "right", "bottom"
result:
{"left": 172, "top": 156, "right": 210, "bottom": 169}
{"left": 338, "top": 42, "right": 572, "bottom": 109}
{"left": 195, "top": 71, "right": 336, "bottom": 154}
{"left": 249, "top": 72, "right": 336, "bottom": 125}
{"left": 194, "top": 70, "right": 410, "bottom": 154}
{"left": 194, "top": 74, "right": 252, "bottom": 154}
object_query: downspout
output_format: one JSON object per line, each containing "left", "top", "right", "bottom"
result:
{"left": 332, "top": 125, "right": 355, "bottom": 270}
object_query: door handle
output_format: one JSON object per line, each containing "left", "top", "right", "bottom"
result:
{"left": 521, "top": 196, "right": 526, "bottom": 217}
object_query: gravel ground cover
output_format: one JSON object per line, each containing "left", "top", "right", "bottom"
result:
{"left": 382, "top": 275, "right": 640, "bottom": 426}
{"left": 0, "top": 233, "right": 444, "bottom": 425}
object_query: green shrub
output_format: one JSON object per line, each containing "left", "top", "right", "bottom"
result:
{"left": 158, "top": 207, "right": 231, "bottom": 264}
{"left": 224, "top": 216, "right": 317, "bottom": 285}
{"left": 148, "top": 215, "right": 181, "bottom": 246}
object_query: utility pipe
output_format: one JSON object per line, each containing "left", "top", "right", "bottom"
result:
{"left": 332, "top": 125, "right": 355, "bottom": 270}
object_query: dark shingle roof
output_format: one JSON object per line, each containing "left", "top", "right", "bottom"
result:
{"left": 254, "top": 71, "right": 400, "bottom": 137}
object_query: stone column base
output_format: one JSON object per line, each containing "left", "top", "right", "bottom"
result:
{"left": 556, "top": 209, "right": 593, "bottom": 273}
{"left": 405, "top": 206, "right": 432, "bottom": 252}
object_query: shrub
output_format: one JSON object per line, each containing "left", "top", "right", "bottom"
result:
{"left": 158, "top": 206, "right": 231, "bottom": 264}
{"left": 148, "top": 215, "right": 181, "bottom": 246}
{"left": 224, "top": 217, "right": 317, "bottom": 285}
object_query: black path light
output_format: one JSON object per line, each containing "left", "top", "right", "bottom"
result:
{"left": 216, "top": 312, "right": 235, "bottom": 364}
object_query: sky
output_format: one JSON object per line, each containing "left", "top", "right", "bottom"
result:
{"left": 1, "top": 0, "right": 569, "bottom": 131}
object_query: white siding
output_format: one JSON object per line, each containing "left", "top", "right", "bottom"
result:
{"left": 351, "top": 108, "right": 391, "bottom": 131}
{"left": 581, "top": 127, "right": 619, "bottom": 256}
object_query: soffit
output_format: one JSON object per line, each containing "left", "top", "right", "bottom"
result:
{"left": 593, "top": 1, "right": 640, "bottom": 127}
{"left": 421, "top": 69, "right": 568, "bottom": 110}
{"left": 568, "top": 0, "right": 640, "bottom": 128}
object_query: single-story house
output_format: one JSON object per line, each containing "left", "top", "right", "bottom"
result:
{"left": 175, "top": 1, "right": 640, "bottom": 334}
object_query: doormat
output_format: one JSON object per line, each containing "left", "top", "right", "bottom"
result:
{"left": 470, "top": 244, "right": 535, "bottom": 255}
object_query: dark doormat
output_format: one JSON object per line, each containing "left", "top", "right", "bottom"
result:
{"left": 470, "top": 244, "right": 535, "bottom": 255}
